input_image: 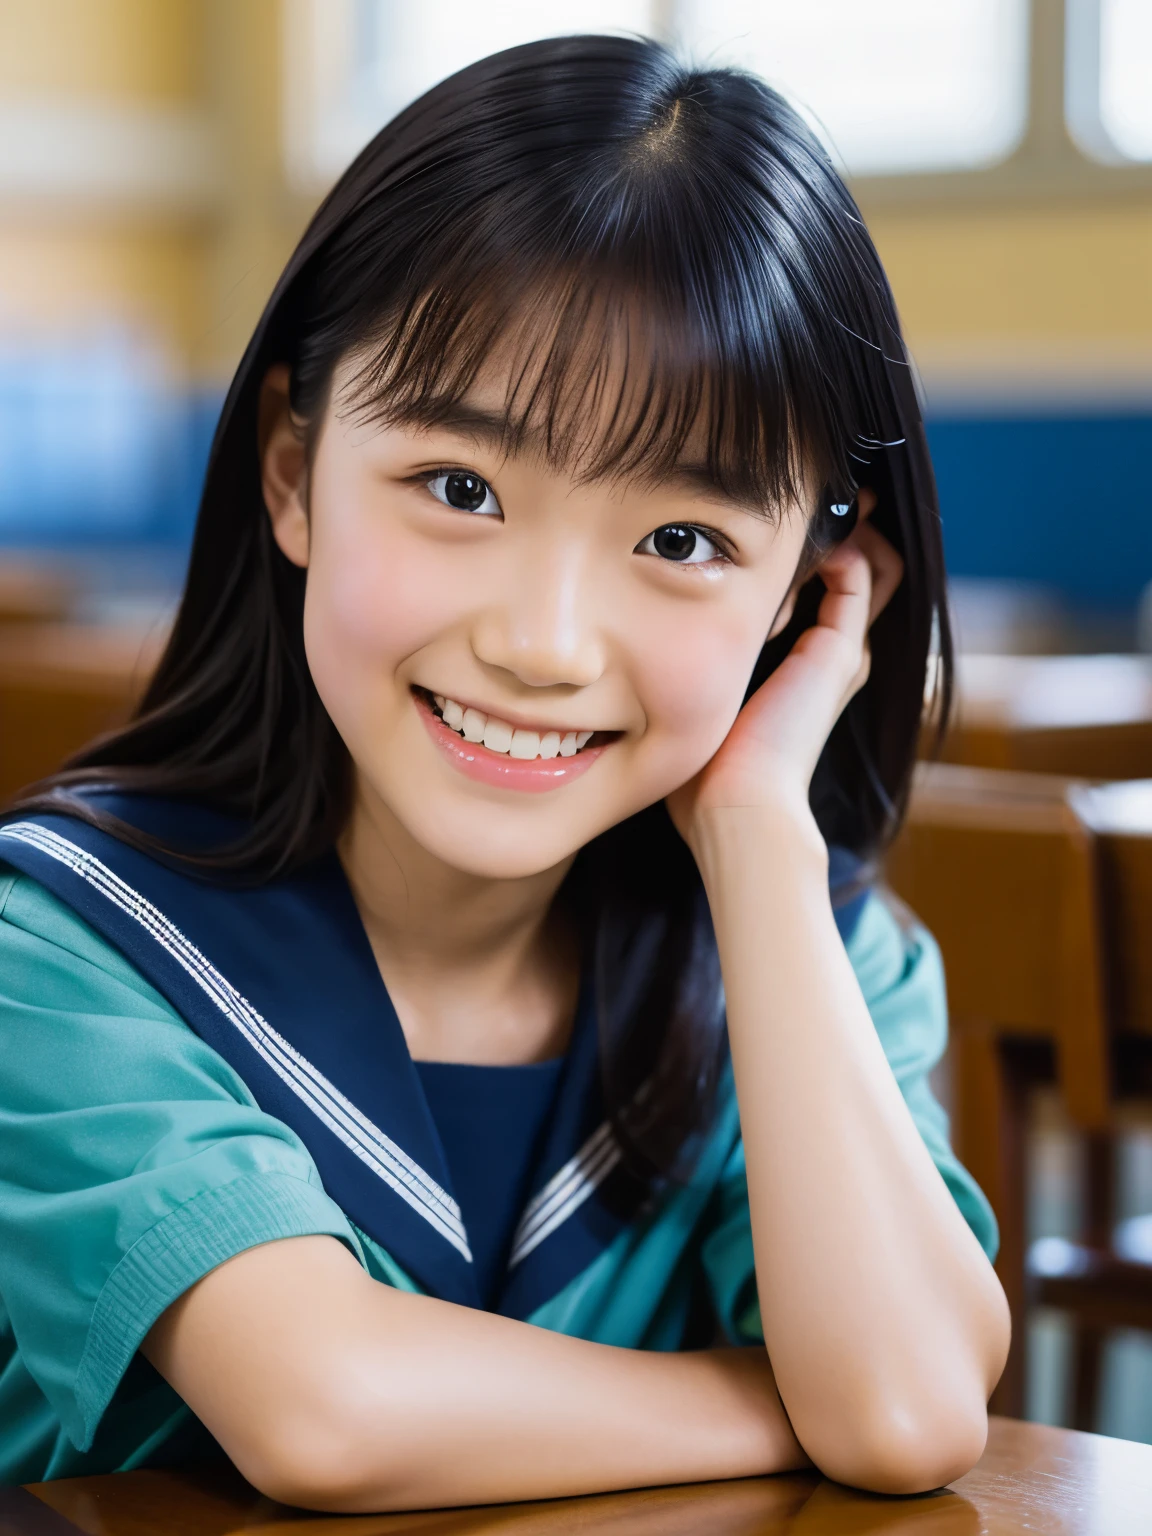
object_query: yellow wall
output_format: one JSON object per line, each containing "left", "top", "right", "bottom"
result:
{"left": 0, "top": 1, "right": 1149, "bottom": 397}
{"left": 0, "top": 0, "right": 304, "bottom": 382}
{"left": 0, "top": 226, "right": 206, "bottom": 355}
{"left": 0, "top": 0, "right": 201, "bottom": 103}
{"left": 864, "top": 197, "right": 1152, "bottom": 389}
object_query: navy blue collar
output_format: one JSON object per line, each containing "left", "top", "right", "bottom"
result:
{"left": 0, "top": 795, "right": 869, "bottom": 1317}
{"left": 0, "top": 798, "right": 637, "bottom": 1317}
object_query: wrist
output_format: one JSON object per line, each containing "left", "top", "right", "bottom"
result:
{"left": 688, "top": 799, "right": 828, "bottom": 895}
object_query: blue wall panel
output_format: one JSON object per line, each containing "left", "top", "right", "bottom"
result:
{"left": 926, "top": 414, "right": 1152, "bottom": 610}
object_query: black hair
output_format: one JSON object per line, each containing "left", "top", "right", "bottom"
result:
{"left": 13, "top": 35, "right": 950, "bottom": 1181}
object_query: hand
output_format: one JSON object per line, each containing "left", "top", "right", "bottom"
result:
{"left": 665, "top": 493, "right": 903, "bottom": 851}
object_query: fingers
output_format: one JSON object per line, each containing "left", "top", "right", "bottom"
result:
{"left": 811, "top": 539, "right": 874, "bottom": 656}
{"left": 813, "top": 495, "right": 904, "bottom": 637}
{"left": 855, "top": 519, "right": 905, "bottom": 625}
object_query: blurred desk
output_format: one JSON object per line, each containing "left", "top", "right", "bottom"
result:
{"left": 6, "top": 1419, "right": 1150, "bottom": 1536}
{"left": 0, "top": 623, "right": 165, "bottom": 805}
{"left": 943, "top": 654, "right": 1152, "bottom": 779}
{"left": 0, "top": 563, "right": 74, "bottom": 626}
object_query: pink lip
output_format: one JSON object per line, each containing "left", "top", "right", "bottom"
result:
{"left": 414, "top": 690, "right": 610, "bottom": 794}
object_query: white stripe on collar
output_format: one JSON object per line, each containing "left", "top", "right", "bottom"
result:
{"left": 0, "top": 822, "right": 471, "bottom": 1260}
{"left": 509, "top": 1119, "right": 622, "bottom": 1268}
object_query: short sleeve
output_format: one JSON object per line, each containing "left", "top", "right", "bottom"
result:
{"left": 700, "top": 889, "right": 999, "bottom": 1345}
{"left": 0, "top": 867, "right": 361, "bottom": 1453}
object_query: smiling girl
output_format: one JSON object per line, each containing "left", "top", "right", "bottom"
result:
{"left": 0, "top": 36, "right": 1007, "bottom": 1508}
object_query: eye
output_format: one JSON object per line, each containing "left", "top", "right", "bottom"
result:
{"left": 635, "top": 524, "right": 726, "bottom": 565}
{"left": 426, "top": 470, "right": 502, "bottom": 517}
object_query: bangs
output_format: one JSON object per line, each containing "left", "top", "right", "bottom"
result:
{"left": 298, "top": 66, "right": 906, "bottom": 518}
{"left": 340, "top": 268, "right": 814, "bottom": 515}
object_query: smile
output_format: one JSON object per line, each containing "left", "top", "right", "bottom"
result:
{"left": 426, "top": 692, "right": 601, "bottom": 760}
{"left": 413, "top": 688, "right": 616, "bottom": 794}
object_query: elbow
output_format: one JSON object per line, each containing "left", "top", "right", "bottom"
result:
{"left": 804, "top": 1396, "right": 989, "bottom": 1496}
{"left": 227, "top": 1395, "right": 406, "bottom": 1513}
{"left": 235, "top": 1432, "right": 371, "bottom": 1513}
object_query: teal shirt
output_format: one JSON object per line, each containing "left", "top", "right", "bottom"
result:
{"left": 0, "top": 863, "right": 996, "bottom": 1484}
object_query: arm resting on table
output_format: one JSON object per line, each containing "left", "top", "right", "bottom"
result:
{"left": 144, "top": 1234, "right": 807, "bottom": 1513}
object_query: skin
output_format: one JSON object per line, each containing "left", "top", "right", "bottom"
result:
{"left": 144, "top": 352, "right": 1010, "bottom": 1511}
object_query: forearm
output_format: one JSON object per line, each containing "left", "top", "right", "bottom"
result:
{"left": 146, "top": 1235, "right": 807, "bottom": 1512}
{"left": 694, "top": 806, "right": 1009, "bottom": 1490}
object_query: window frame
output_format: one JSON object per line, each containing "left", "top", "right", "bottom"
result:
{"left": 852, "top": 0, "right": 1152, "bottom": 208}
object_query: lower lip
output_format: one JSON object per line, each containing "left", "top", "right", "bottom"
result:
{"left": 414, "top": 691, "right": 610, "bottom": 794}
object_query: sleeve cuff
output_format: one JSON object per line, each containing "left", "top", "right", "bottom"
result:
{"left": 72, "top": 1172, "right": 362, "bottom": 1451}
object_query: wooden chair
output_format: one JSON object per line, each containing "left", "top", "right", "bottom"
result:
{"left": 0, "top": 622, "right": 165, "bottom": 806}
{"left": 887, "top": 764, "right": 1152, "bottom": 1427}
{"left": 1038, "top": 779, "right": 1152, "bottom": 1426}
{"left": 938, "top": 654, "right": 1152, "bottom": 781}
{"left": 885, "top": 762, "right": 1112, "bottom": 1418}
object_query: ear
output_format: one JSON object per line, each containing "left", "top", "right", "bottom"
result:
{"left": 259, "top": 363, "right": 310, "bottom": 568}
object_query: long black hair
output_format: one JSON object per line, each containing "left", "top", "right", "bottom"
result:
{"left": 14, "top": 35, "right": 950, "bottom": 1180}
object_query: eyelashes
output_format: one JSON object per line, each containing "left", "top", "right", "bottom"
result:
{"left": 425, "top": 469, "right": 502, "bottom": 517}
{"left": 633, "top": 524, "right": 731, "bottom": 566}
{"left": 419, "top": 468, "right": 734, "bottom": 566}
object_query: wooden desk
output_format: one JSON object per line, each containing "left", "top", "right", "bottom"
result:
{"left": 2, "top": 1420, "right": 1147, "bottom": 1535}
{"left": 942, "top": 654, "right": 1152, "bottom": 780}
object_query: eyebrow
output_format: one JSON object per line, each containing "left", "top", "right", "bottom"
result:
{"left": 408, "top": 402, "right": 537, "bottom": 454}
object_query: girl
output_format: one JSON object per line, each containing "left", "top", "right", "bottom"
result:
{"left": 0, "top": 36, "right": 1008, "bottom": 1509}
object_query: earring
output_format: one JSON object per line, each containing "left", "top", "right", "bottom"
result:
{"left": 826, "top": 494, "right": 858, "bottom": 540}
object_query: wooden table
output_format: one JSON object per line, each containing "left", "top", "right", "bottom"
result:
{"left": 942, "top": 654, "right": 1152, "bottom": 780}
{"left": 2, "top": 1420, "right": 1149, "bottom": 1535}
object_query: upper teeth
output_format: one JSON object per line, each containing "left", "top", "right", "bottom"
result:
{"left": 432, "top": 694, "right": 594, "bottom": 760}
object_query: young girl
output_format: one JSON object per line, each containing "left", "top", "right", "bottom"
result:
{"left": 0, "top": 35, "right": 1008, "bottom": 1509}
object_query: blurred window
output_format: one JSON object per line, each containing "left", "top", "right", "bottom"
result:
{"left": 283, "top": 0, "right": 655, "bottom": 191}
{"left": 672, "top": 0, "right": 1030, "bottom": 176}
{"left": 1067, "top": 0, "right": 1152, "bottom": 162}
{"left": 284, "top": 0, "right": 1030, "bottom": 189}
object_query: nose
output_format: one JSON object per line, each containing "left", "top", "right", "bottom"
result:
{"left": 469, "top": 545, "right": 607, "bottom": 689}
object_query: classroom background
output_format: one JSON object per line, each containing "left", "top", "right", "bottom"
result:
{"left": 1, "top": 0, "right": 1151, "bottom": 1446}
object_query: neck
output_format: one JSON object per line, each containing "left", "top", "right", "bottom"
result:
{"left": 338, "top": 780, "right": 580, "bottom": 1065}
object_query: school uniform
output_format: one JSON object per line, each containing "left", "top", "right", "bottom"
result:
{"left": 0, "top": 795, "right": 996, "bottom": 1484}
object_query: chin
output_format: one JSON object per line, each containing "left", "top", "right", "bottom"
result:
{"left": 416, "top": 819, "right": 584, "bottom": 881}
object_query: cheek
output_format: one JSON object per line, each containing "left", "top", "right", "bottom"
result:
{"left": 634, "top": 599, "right": 767, "bottom": 760}
{"left": 301, "top": 496, "right": 455, "bottom": 693}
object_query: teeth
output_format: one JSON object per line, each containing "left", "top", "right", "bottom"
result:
{"left": 461, "top": 707, "right": 486, "bottom": 743}
{"left": 482, "top": 719, "right": 513, "bottom": 754}
{"left": 428, "top": 693, "right": 600, "bottom": 762}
